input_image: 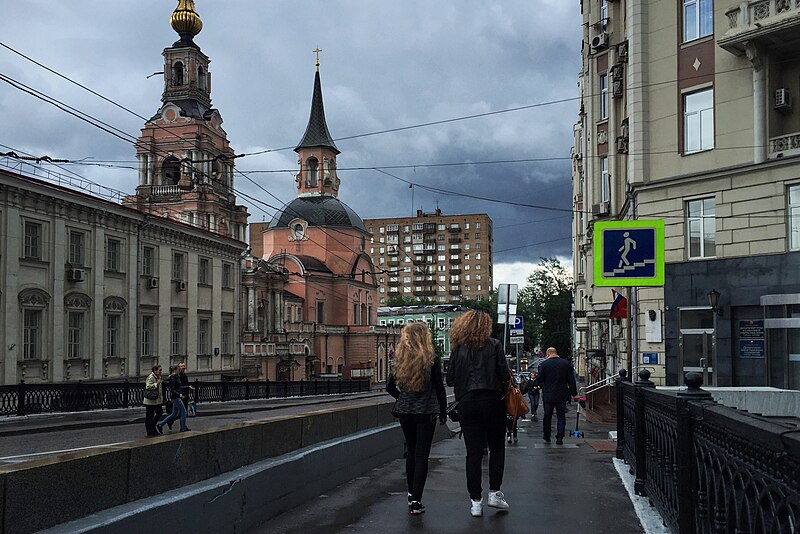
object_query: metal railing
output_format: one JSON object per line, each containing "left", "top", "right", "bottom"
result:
{"left": 616, "top": 370, "right": 800, "bottom": 533}
{"left": 0, "top": 379, "right": 372, "bottom": 417}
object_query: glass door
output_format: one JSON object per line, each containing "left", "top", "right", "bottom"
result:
{"left": 679, "top": 308, "right": 715, "bottom": 386}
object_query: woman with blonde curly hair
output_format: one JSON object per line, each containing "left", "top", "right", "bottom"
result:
{"left": 446, "top": 309, "right": 511, "bottom": 517}
{"left": 387, "top": 322, "right": 447, "bottom": 516}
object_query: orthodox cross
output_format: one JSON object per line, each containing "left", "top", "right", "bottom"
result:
{"left": 313, "top": 47, "right": 322, "bottom": 70}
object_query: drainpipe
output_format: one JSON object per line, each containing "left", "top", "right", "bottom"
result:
{"left": 135, "top": 217, "right": 150, "bottom": 379}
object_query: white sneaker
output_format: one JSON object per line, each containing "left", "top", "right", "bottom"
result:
{"left": 470, "top": 498, "right": 483, "bottom": 517}
{"left": 487, "top": 490, "right": 509, "bottom": 509}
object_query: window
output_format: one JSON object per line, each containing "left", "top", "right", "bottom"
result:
{"left": 106, "top": 314, "right": 121, "bottom": 358}
{"left": 222, "top": 320, "right": 232, "bottom": 353}
{"left": 142, "top": 246, "right": 155, "bottom": 276}
{"left": 600, "top": 156, "right": 610, "bottom": 202}
{"left": 172, "top": 252, "right": 185, "bottom": 280}
{"left": 172, "top": 61, "right": 184, "bottom": 85}
{"left": 305, "top": 157, "right": 318, "bottom": 187}
{"left": 171, "top": 317, "right": 185, "bottom": 355}
{"left": 683, "top": 0, "right": 712, "bottom": 42}
{"left": 141, "top": 315, "right": 154, "bottom": 357}
{"left": 687, "top": 198, "right": 716, "bottom": 259}
{"left": 684, "top": 89, "right": 714, "bottom": 153}
{"left": 476, "top": 253, "right": 482, "bottom": 260}
{"left": 67, "top": 311, "right": 84, "bottom": 359}
{"left": 600, "top": 0, "right": 608, "bottom": 28}
{"left": 600, "top": 73, "right": 609, "bottom": 120}
{"left": 198, "top": 318, "right": 210, "bottom": 354}
{"left": 69, "top": 231, "right": 85, "bottom": 266}
{"left": 23, "top": 309, "right": 42, "bottom": 360}
{"left": 790, "top": 186, "right": 800, "bottom": 250}
{"left": 438, "top": 318, "right": 446, "bottom": 329}
{"left": 162, "top": 156, "right": 181, "bottom": 185}
{"left": 353, "top": 304, "right": 360, "bottom": 325}
{"left": 222, "top": 262, "right": 233, "bottom": 288}
{"left": 24, "top": 221, "right": 42, "bottom": 260}
{"left": 475, "top": 233, "right": 480, "bottom": 239}
{"left": 105, "top": 238, "right": 122, "bottom": 271}
{"left": 476, "top": 223, "right": 481, "bottom": 229}
{"left": 317, "top": 301, "right": 325, "bottom": 323}
{"left": 404, "top": 287, "right": 411, "bottom": 293}
{"left": 199, "top": 257, "right": 210, "bottom": 285}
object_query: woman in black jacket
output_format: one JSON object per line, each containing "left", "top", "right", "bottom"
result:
{"left": 387, "top": 322, "right": 447, "bottom": 516}
{"left": 446, "top": 310, "right": 512, "bottom": 517}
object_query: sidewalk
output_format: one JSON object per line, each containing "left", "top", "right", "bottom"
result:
{"left": 0, "top": 391, "right": 384, "bottom": 437}
{"left": 256, "top": 413, "right": 643, "bottom": 533}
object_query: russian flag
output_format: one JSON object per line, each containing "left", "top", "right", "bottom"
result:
{"left": 610, "top": 289, "right": 628, "bottom": 319}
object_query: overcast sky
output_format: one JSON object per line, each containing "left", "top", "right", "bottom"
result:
{"left": 0, "top": 1, "right": 581, "bottom": 288}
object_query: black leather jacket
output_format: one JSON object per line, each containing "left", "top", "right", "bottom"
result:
{"left": 445, "top": 338, "right": 511, "bottom": 401}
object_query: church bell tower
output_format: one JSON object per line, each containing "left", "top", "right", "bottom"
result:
{"left": 123, "top": 0, "right": 248, "bottom": 241}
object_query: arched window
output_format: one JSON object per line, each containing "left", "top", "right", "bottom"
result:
{"left": 172, "top": 61, "right": 184, "bottom": 86}
{"left": 162, "top": 156, "right": 181, "bottom": 185}
{"left": 305, "top": 158, "right": 318, "bottom": 187}
{"left": 197, "top": 66, "right": 205, "bottom": 90}
{"left": 211, "top": 159, "right": 222, "bottom": 186}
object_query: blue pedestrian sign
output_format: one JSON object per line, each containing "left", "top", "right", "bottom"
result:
{"left": 593, "top": 220, "right": 664, "bottom": 287}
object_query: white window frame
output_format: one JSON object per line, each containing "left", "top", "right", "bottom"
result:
{"left": 683, "top": 0, "right": 713, "bottom": 43}
{"left": 600, "top": 156, "right": 610, "bottom": 203}
{"left": 790, "top": 185, "right": 800, "bottom": 251}
{"left": 599, "top": 73, "right": 609, "bottom": 120}
{"left": 67, "top": 311, "right": 84, "bottom": 360}
{"left": 686, "top": 197, "right": 716, "bottom": 259}
{"left": 141, "top": 315, "right": 155, "bottom": 357}
{"left": 684, "top": 88, "right": 714, "bottom": 153}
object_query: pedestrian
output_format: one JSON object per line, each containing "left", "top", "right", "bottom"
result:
{"left": 534, "top": 347, "right": 578, "bottom": 445}
{"left": 525, "top": 371, "right": 540, "bottom": 421}
{"left": 505, "top": 413, "right": 519, "bottom": 444}
{"left": 446, "top": 309, "right": 512, "bottom": 517}
{"left": 157, "top": 366, "right": 191, "bottom": 433}
{"left": 177, "top": 361, "right": 194, "bottom": 414}
{"left": 386, "top": 322, "right": 447, "bottom": 516}
{"left": 143, "top": 365, "right": 164, "bottom": 437}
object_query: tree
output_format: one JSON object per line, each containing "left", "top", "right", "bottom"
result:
{"left": 427, "top": 319, "right": 446, "bottom": 363}
{"left": 460, "top": 292, "right": 504, "bottom": 340}
{"left": 517, "top": 257, "right": 573, "bottom": 359}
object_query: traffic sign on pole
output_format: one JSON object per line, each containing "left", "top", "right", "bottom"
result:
{"left": 593, "top": 220, "right": 665, "bottom": 287}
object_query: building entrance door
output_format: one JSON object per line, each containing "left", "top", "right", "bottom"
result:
{"left": 679, "top": 308, "right": 715, "bottom": 386}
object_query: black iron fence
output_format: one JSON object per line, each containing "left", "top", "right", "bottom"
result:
{"left": 0, "top": 379, "right": 372, "bottom": 417}
{"left": 616, "top": 370, "right": 800, "bottom": 533}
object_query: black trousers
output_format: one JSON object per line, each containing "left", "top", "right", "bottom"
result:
{"left": 398, "top": 414, "right": 437, "bottom": 502}
{"left": 542, "top": 401, "right": 567, "bottom": 440}
{"left": 458, "top": 394, "right": 506, "bottom": 499}
{"left": 145, "top": 404, "right": 163, "bottom": 436}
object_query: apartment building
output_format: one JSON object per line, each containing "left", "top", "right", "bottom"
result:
{"left": 573, "top": 0, "right": 800, "bottom": 389}
{"left": 364, "top": 210, "right": 493, "bottom": 305}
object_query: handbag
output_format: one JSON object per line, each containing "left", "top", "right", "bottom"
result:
{"left": 446, "top": 400, "right": 459, "bottom": 422}
{"left": 504, "top": 379, "right": 529, "bottom": 419}
{"left": 144, "top": 388, "right": 159, "bottom": 401}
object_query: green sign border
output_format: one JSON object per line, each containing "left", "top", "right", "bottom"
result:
{"left": 593, "top": 220, "right": 665, "bottom": 287}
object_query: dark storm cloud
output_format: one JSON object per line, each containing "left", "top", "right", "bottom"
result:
{"left": 1, "top": 1, "right": 580, "bottom": 273}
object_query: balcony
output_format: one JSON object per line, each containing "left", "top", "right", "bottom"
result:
{"left": 387, "top": 279, "right": 400, "bottom": 286}
{"left": 719, "top": 0, "right": 800, "bottom": 55}
{"left": 388, "top": 288, "right": 399, "bottom": 295}
{"left": 413, "top": 256, "right": 429, "bottom": 265}
{"left": 449, "top": 266, "right": 462, "bottom": 274}
{"left": 449, "top": 237, "right": 461, "bottom": 244}
{"left": 387, "top": 259, "right": 399, "bottom": 267}
{"left": 413, "top": 287, "right": 436, "bottom": 296}
{"left": 769, "top": 131, "right": 800, "bottom": 158}
{"left": 449, "top": 257, "right": 462, "bottom": 264}
{"left": 386, "top": 225, "right": 399, "bottom": 233}
{"left": 449, "top": 287, "right": 461, "bottom": 295}
{"left": 387, "top": 248, "right": 399, "bottom": 256}
{"left": 448, "top": 225, "right": 462, "bottom": 233}
{"left": 423, "top": 223, "right": 437, "bottom": 233}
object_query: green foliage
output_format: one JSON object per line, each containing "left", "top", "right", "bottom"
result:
{"left": 427, "top": 319, "right": 446, "bottom": 363}
{"left": 386, "top": 295, "right": 416, "bottom": 307}
{"left": 460, "top": 292, "right": 503, "bottom": 340}
{"left": 517, "top": 257, "right": 573, "bottom": 358}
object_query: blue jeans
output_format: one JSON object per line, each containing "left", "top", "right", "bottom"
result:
{"left": 158, "top": 397, "right": 188, "bottom": 431}
{"left": 528, "top": 392, "right": 540, "bottom": 415}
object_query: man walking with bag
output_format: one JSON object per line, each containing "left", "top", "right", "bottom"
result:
{"left": 534, "top": 347, "right": 577, "bottom": 445}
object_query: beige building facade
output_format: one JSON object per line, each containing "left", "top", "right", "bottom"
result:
{"left": 364, "top": 210, "right": 493, "bottom": 305}
{"left": 573, "top": 0, "right": 800, "bottom": 388}
{"left": 0, "top": 165, "right": 244, "bottom": 385}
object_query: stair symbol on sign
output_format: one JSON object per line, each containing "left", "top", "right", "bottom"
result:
{"left": 603, "top": 259, "right": 655, "bottom": 276}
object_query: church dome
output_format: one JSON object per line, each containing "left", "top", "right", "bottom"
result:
{"left": 171, "top": 0, "right": 203, "bottom": 39}
{"left": 269, "top": 195, "right": 366, "bottom": 232}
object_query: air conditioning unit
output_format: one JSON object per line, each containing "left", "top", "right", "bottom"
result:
{"left": 591, "top": 32, "right": 609, "bottom": 50}
{"left": 616, "top": 136, "right": 629, "bottom": 153}
{"left": 148, "top": 277, "right": 159, "bottom": 289}
{"left": 176, "top": 280, "right": 187, "bottom": 292}
{"left": 775, "top": 88, "right": 792, "bottom": 111}
{"left": 591, "top": 202, "right": 610, "bottom": 215}
{"left": 67, "top": 268, "right": 85, "bottom": 282}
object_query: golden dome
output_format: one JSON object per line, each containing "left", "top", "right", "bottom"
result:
{"left": 170, "top": 0, "right": 203, "bottom": 38}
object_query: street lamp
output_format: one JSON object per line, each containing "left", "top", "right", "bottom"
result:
{"left": 707, "top": 289, "right": 722, "bottom": 316}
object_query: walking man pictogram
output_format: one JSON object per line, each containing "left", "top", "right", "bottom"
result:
{"left": 618, "top": 231, "right": 637, "bottom": 269}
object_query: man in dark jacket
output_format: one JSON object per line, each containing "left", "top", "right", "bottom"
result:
{"left": 535, "top": 347, "right": 577, "bottom": 444}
